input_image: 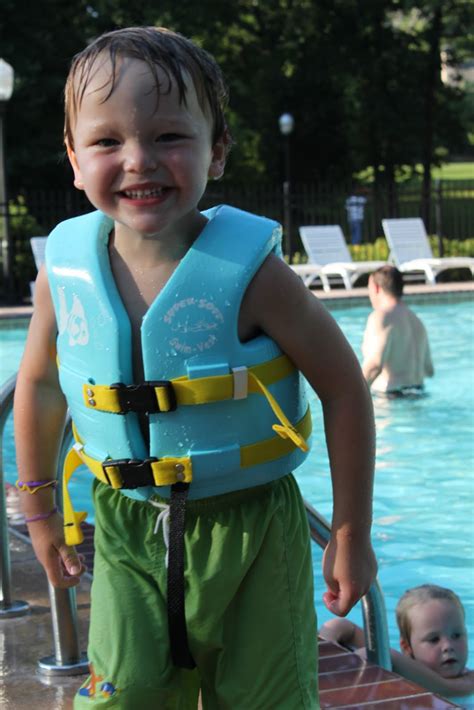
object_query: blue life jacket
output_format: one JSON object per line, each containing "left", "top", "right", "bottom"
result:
{"left": 46, "top": 205, "right": 311, "bottom": 509}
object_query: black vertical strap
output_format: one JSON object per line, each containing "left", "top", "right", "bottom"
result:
{"left": 167, "top": 482, "right": 196, "bottom": 669}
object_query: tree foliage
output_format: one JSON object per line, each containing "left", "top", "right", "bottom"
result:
{"left": 0, "top": 0, "right": 472, "bottom": 193}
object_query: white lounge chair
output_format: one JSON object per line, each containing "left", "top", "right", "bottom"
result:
{"left": 29, "top": 236, "right": 47, "bottom": 301}
{"left": 294, "top": 225, "right": 386, "bottom": 290}
{"left": 382, "top": 218, "right": 474, "bottom": 285}
{"left": 290, "top": 263, "right": 330, "bottom": 291}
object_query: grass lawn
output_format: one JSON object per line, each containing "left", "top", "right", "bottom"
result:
{"left": 356, "top": 161, "right": 473, "bottom": 185}
{"left": 431, "top": 162, "right": 474, "bottom": 180}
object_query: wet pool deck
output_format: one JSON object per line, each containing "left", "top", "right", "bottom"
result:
{"left": 3, "top": 474, "right": 468, "bottom": 708}
{"left": 1, "top": 281, "right": 472, "bottom": 709}
{"left": 1, "top": 530, "right": 91, "bottom": 710}
{"left": 1, "top": 521, "right": 462, "bottom": 710}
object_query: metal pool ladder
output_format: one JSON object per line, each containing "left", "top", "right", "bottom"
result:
{"left": 0, "top": 373, "right": 88, "bottom": 675}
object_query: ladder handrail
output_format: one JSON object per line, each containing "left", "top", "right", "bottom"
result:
{"left": 0, "top": 373, "right": 87, "bottom": 672}
{"left": 0, "top": 373, "right": 19, "bottom": 608}
{"left": 304, "top": 500, "right": 391, "bottom": 670}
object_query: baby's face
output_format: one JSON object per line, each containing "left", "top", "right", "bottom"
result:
{"left": 405, "top": 599, "right": 468, "bottom": 678}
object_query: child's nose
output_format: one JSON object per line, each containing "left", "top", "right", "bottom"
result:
{"left": 123, "top": 141, "right": 157, "bottom": 173}
{"left": 441, "top": 637, "right": 454, "bottom": 651}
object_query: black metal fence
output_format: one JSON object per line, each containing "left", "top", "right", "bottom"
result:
{"left": 204, "top": 179, "right": 474, "bottom": 249}
{"left": 13, "top": 178, "right": 474, "bottom": 246}
{"left": 1, "top": 178, "right": 473, "bottom": 301}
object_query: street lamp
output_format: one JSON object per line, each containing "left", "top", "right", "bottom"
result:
{"left": 278, "top": 113, "right": 294, "bottom": 257}
{"left": 0, "top": 58, "right": 14, "bottom": 300}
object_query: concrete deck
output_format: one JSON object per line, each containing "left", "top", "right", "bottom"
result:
{"left": 1, "top": 530, "right": 91, "bottom": 710}
{"left": 1, "top": 527, "right": 463, "bottom": 710}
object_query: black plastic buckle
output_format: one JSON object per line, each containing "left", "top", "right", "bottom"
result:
{"left": 102, "top": 457, "right": 159, "bottom": 489}
{"left": 110, "top": 381, "right": 177, "bottom": 414}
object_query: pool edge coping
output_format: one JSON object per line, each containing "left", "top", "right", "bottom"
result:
{"left": 0, "top": 281, "right": 473, "bottom": 320}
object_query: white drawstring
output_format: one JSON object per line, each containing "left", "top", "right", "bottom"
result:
{"left": 149, "top": 500, "right": 170, "bottom": 568}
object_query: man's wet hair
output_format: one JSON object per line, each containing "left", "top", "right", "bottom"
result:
{"left": 64, "top": 26, "right": 229, "bottom": 149}
{"left": 371, "top": 265, "right": 404, "bottom": 298}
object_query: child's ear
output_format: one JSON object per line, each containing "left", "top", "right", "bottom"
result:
{"left": 66, "top": 142, "right": 85, "bottom": 190}
{"left": 208, "top": 138, "right": 227, "bottom": 180}
{"left": 400, "top": 637, "right": 413, "bottom": 657}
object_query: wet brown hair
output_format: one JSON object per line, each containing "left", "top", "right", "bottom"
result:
{"left": 64, "top": 26, "right": 229, "bottom": 149}
{"left": 396, "top": 584, "right": 465, "bottom": 646}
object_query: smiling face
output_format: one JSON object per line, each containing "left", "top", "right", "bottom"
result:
{"left": 401, "top": 599, "right": 468, "bottom": 678}
{"left": 67, "top": 54, "right": 226, "bottom": 242}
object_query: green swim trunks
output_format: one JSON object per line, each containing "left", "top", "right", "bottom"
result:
{"left": 74, "top": 473, "right": 319, "bottom": 709}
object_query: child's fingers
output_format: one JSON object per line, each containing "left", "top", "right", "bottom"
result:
{"left": 323, "top": 587, "right": 347, "bottom": 616}
{"left": 323, "top": 586, "right": 356, "bottom": 617}
{"left": 323, "top": 589, "right": 338, "bottom": 612}
{"left": 58, "top": 543, "right": 86, "bottom": 579}
{"left": 44, "top": 553, "right": 82, "bottom": 588}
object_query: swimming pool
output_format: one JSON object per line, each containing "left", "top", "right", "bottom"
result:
{"left": 2, "top": 295, "right": 473, "bottom": 669}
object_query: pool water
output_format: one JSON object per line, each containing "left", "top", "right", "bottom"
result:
{"left": 296, "top": 297, "right": 474, "bottom": 672}
{"left": 2, "top": 297, "right": 473, "bottom": 669}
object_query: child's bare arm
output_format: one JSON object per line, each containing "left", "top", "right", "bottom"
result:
{"left": 320, "top": 620, "right": 474, "bottom": 697}
{"left": 14, "top": 266, "right": 85, "bottom": 587}
{"left": 391, "top": 651, "right": 474, "bottom": 697}
{"left": 242, "top": 255, "right": 377, "bottom": 616}
{"left": 319, "top": 619, "right": 366, "bottom": 649}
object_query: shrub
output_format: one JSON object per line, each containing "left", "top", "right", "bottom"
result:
{"left": 290, "top": 236, "right": 474, "bottom": 263}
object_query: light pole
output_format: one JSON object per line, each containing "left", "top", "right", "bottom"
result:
{"left": 278, "top": 113, "right": 294, "bottom": 258}
{"left": 0, "top": 59, "right": 14, "bottom": 300}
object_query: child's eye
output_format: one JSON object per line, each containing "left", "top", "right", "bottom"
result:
{"left": 428, "top": 636, "right": 439, "bottom": 644}
{"left": 96, "top": 138, "right": 119, "bottom": 147}
{"left": 157, "top": 133, "right": 183, "bottom": 143}
{"left": 452, "top": 632, "right": 463, "bottom": 639}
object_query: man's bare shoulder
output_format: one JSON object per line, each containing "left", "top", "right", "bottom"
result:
{"left": 368, "top": 307, "right": 396, "bottom": 329}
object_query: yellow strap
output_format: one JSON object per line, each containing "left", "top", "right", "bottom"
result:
{"left": 240, "top": 407, "right": 312, "bottom": 467}
{"left": 63, "top": 407, "right": 311, "bottom": 546}
{"left": 83, "top": 354, "right": 295, "bottom": 411}
{"left": 62, "top": 427, "right": 193, "bottom": 545}
{"left": 247, "top": 372, "right": 309, "bottom": 453}
{"left": 78, "top": 447, "right": 193, "bottom": 489}
{"left": 62, "top": 445, "right": 88, "bottom": 546}
{"left": 82, "top": 355, "right": 307, "bottom": 453}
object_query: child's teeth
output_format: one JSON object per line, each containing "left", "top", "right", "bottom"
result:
{"left": 125, "top": 188, "right": 163, "bottom": 198}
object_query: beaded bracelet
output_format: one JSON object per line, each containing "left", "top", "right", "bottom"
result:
{"left": 24, "top": 506, "right": 58, "bottom": 523}
{"left": 16, "top": 479, "right": 58, "bottom": 494}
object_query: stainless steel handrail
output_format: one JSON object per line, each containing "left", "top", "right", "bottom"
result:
{"left": 304, "top": 500, "right": 391, "bottom": 670}
{"left": 0, "top": 373, "right": 29, "bottom": 617}
{"left": 39, "top": 417, "right": 88, "bottom": 675}
{"left": 0, "top": 374, "right": 88, "bottom": 674}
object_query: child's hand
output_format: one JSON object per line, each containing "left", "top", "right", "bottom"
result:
{"left": 322, "top": 532, "right": 377, "bottom": 616}
{"left": 27, "top": 512, "right": 86, "bottom": 588}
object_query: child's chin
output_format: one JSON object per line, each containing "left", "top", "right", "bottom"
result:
{"left": 438, "top": 662, "right": 461, "bottom": 679}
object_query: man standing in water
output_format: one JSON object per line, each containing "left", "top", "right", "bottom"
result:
{"left": 362, "top": 266, "right": 434, "bottom": 396}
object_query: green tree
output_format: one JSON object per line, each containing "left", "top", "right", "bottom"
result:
{"left": 1, "top": 0, "right": 472, "bottom": 195}
{"left": 0, "top": 0, "right": 103, "bottom": 191}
